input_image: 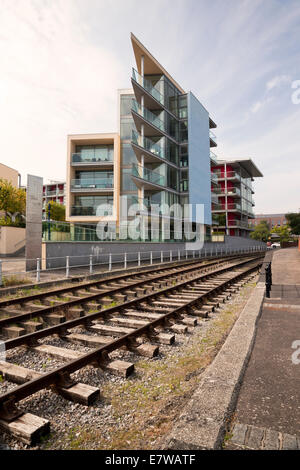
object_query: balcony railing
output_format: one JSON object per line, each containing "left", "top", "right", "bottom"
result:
{"left": 228, "top": 219, "right": 251, "bottom": 228}
{"left": 71, "top": 178, "right": 114, "bottom": 190}
{"left": 211, "top": 203, "right": 241, "bottom": 211}
{"left": 214, "top": 171, "right": 241, "bottom": 181}
{"left": 71, "top": 205, "right": 113, "bottom": 216}
{"left": 72, "top": 152, "right": 113, "bottom": 164}
{"left": 214, "top": 187, "right": 241, "bottom": 197}
{"left": 132, "top": 163, "right": 165, "bottom": 187}
{"left": 227, "top": 187, "right": 241, "bottom": 196}
{"left": 132, "top": 130, "right": 166, "bottom": 160}
{"left": 132, "top": 68, "right": 164, "bottom": 106}
{"left": 132, "top": 99, "right": 166, "bottom": 133}
{"left": 210, "top": 151, "right": 218, "bottom": 165}
{"left": 211, "top": 193, "right": 219, "bottom": 204}
{"left": 211, "top": 172, "right": 218, "bottom": 183}
{"left": 210, "top": 130, "right": 217, "bottom": 142}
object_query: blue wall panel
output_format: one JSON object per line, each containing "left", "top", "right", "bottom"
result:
{"left": 187, "top": 92, "right": 212, "bottom": 225}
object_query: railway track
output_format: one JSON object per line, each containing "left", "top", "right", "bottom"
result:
{"left": 0, "top": 254, "right": 248, "bottom": 339}
{"left": 0, "top": 254, "right": 263, "bottom": 445}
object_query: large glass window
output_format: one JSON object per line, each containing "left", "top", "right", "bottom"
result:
{"left": 120, "top": 95, "right": 135, "bottom": 117}
{"left": 72, "top": 195, "right": 113, "bottom": 216}
{"left": 121, "top": 118, "right": 135, "bottom": 140}
{"left": 74, "top": 145, "right": 113, "bottom": 162}
{"left": 180, "top": 120, "right": 188, "bottom": 143}
{"left": 122, "top": 143, "right": 137, "bottom": 165}
{"left": 122, "top": 168, "right": 137, "bottom": 191}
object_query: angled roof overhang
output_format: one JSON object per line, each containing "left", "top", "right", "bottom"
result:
{"left": 131, "top": 33, "right": 185, "bottom": 94}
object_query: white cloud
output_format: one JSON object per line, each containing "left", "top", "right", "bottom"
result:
{"left": 266, "top": 74, "right": 291, "bottom": 91}
{"left": 0, "top": 0, "right": 124, "bottom": 183}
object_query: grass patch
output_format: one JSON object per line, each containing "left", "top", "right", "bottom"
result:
{"left": 2, "top": 276, "right": 32, "bottom": 287}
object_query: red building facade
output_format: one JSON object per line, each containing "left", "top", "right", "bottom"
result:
{"left": 211, "top": 159, "right": 263, "bottom": 238}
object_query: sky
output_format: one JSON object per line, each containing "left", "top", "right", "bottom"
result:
{"left": 0, "top": 0, "right": 299, "bottom": 214}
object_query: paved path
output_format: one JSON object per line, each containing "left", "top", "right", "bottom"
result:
{"left": 228, "top": 248, "right": 300, "bottom": 450}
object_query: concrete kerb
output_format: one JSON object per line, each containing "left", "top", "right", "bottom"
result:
{"left": 162, "top": 278, "right": 266, "bottom": 450}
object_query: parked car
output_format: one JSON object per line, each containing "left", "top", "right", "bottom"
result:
{"left": 271, "top": 242, "right": 280, "bottom": 249}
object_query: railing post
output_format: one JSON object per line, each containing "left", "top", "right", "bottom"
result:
{"left": 138, "top": 252, "right": 141, "bottom": 267}
{"left": 124, "top": 252, "right": 127, "bottom": 269}
{"left": 170, "top": 250, "right": 172, "bottom": 262}
{"left": 150, "top": 251, "right": 153, "bottom": 265}
{"left": 36, "top": 258, "right": 40, "bottom": 283}
{"left": 161, "top": 251, "right": 163, "bottom": 263}
{"left": 0, "top": 260, "right": 2, "bottom": 287}
{"left": 186, "top": 250, "right": 188, "bottom": 260}
{"left": 66, "top": 256, "right": 70, "bottom": 278}
{"left": 109, "top": 253, "right": 112, "bottom": 271}
{"left": 89, "top": 255, "right": 93, "bottom": 275}
{"left": 193, "top": 250, "right": 195, "bottom": 259}
{"left": 178, "top": 250, "right": 180, "bottom": 261}
{"left": 265, "top": 262, "right": 272, "bottom": 298}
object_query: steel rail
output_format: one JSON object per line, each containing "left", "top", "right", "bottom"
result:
{"left": 2, "top": 255, "right": 262, "bottom": 351}
{"left": 0, "top": 255, "right": 252, "bottom": 330}
{"left": 0, "top": 254, "right": 252, "bottom": 309}
{"left": 0, "top": 258, "right": 262, "bottom": 412}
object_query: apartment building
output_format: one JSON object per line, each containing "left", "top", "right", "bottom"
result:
{"left": 250, "top": 213, "right": 288, "bottom": 229}
{"left": 211, "top": 159, "right": 263, "bottom": 238}
{"left": 43, "top": 180, "right": 66, "bottom": 220}
{"left": 0, "top": 163, "right": 21, "bottom": 187}
{"left": 66, "top": 34, "right": 217, "bottom": 242}
{"left": 65, "top": 133, "right": 120, "bottom": 238}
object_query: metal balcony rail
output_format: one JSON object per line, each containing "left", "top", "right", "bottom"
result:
{"left": 71, "top": 178, "right": 114, "bottom": 189}
{"left": 132, "top": 163, "right": 165, "bottom": 186}
{"left": 132, "top": 68, "right": 164, "bottom": 106}
{"left": 132, "top": 99, "right": 166, "bottom": 133}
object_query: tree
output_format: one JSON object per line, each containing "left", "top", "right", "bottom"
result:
{"left": 250, "top": 220, "right": 270, "bottom": 242}
{"left": 285, "top": 213, "right": 300, "bottom": 235}
{"left": 271, "top": 225, "right": 291, "bottom": 243}
{"left": 46, "top": 201, "right": 65, "bottom": 221}
{"left": 0, "top": 178, "right": 26, "bottom": 225}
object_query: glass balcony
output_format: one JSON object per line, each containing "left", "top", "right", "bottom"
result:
{"left": 210, "top": 130, "right": 217, "bottom": 142}
{"left": 132, "top": 99, "right": 166, "bottom": 133}
{"left": 210, "top": 151, "right": 218, "bottom": 165}
{"left": 132, "top": 68, "right": 164, "bottom": 106}
{"left": 71, "top": 205, "right": 113, "bottom": 216}
{"left": 227, "top": 203, "right": 241, "bottom": 210}
{"left": 211, "top": 172, "right": 218, "bottom": 184}
{"left": 72, "top": 151, "right": 113, "bottom": 164}
{"left": 228, "top": 219, "right": 250, "bottom": 228}
{"left": 227, "top": 187, "right": 241, "bottom": 196}
{"left": 132, "top": 130, "right": 166, "bottom": 160}
{"left": 226, "top": 171, "right": 241, "bottom": 181}
{"left": 211, "top": 203, "right": 225, "bottom": 211}
{"left": 211, "top": 193, "right": 219, "bottom": 204}
{"left": 212, "top": 214, "right": 220, "bottom": 225}
{"left": 132, "top": 163, "right": 165, "bottom": 187}
{"left": 71, "top": 178, "right": 114, "bottom": 190}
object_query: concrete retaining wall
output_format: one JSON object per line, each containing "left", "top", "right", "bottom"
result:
{"left": 42, "top": 236, "right": 266, "bottom": 269}
{"left": 0, "top": 226, "right": 26, "bottom": 257}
